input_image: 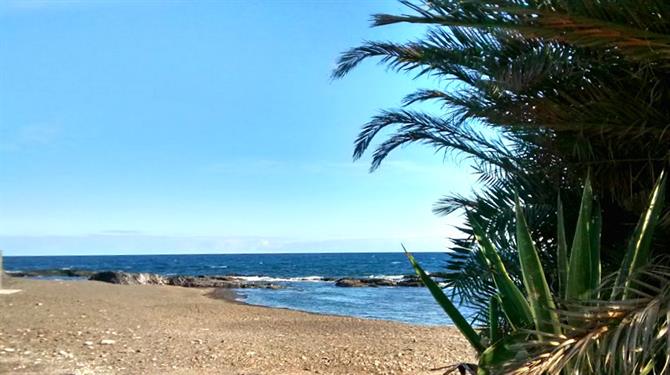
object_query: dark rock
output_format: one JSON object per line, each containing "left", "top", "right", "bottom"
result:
{"left": 335, "top": 278, "right": 367, "bottom": 287}
{"left": 8, "top": 269, "right": 95, "bottom": 278}
{"left": 335, "top": 275, "right": 441, "bottom": 288}
{"left": 335, "top": 278, "right": 397, "bottom": 287}
{"left": 89, "top": 271, "right": 167, "bottom": 285}
{"left": 396, "top": 275, "right": 423, "bottom": 287}
{"left": 89, "top": 271, "right": 282, "bottom": 290}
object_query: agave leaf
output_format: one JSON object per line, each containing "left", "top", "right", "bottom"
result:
{"left": 489, "top": 295, "right": 502, "bottom": 344}
{"left": 403, "top": 246, "right": 486, "bottom": 353}
{"left": 557, "top": 194, "right": 569, "bottom": 300}
{"left": 566, "top": 175, "right": 599, "bottom": 301}
{"left": 477, "top": 333, "right": 528, "bottom": 375}
{"left": 469, "top": 215, "right": 533, "bottom": 330}
{"left": 589, "top": 200, "right": 602, "bottom": 299}
{"left": 515, "top": 195, "right": 561, "bottom": 336}
{"left": 614, "top": 170, "right": 667, "bottom": 300}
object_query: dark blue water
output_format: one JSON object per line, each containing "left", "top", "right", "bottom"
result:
{"left": 5, "top": 252, "right": 472, "bottom": 325}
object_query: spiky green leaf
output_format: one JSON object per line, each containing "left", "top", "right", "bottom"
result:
{"left": 489, "top": 295, "right": 502, "bottom": 344}
{"left": 557, "top": 194, "right": 569, "bottom": 300}
{"left": 470, "top": 215, "right": 533, "bottom": 330}
{"left": 515, "top": 195, "right": 561, "bottom": 336}
{"left": 566, "top": 175, "right": 599, "bottom": 301}
{"left": 615, "top": 170, "right": 667, "bottom": 300}
{"left": 404, "top": 246, "right": 486, "bottom": 353}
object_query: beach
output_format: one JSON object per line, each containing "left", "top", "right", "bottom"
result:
{"left": 0, "top": 276, "right": 475, "bottom": 375}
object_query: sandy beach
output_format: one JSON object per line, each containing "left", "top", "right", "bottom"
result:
{"left": 0, "top": 276, "right": 474, "bottom": 374}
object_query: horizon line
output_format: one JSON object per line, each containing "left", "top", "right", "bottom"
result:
{"left": 3, "top": 249, "right": 449, "bottom": 257}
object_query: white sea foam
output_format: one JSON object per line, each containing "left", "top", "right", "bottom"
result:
{"left": 234, "top": 275, "right": 327, "bottom": 283}
{"left": 366, "top": 274, "right": 405, "bottom": 280}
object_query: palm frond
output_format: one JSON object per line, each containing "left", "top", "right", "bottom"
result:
{"left": 504, "top": 264, "right": 670, "bottom": 375}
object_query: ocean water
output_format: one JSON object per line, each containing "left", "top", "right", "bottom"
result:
{"left": 4, "top": 252, "right": 473, "bottom": 326}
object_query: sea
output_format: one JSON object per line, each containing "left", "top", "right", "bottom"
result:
{"left": 4, "top": 252, "right": 473, "bottom": 326}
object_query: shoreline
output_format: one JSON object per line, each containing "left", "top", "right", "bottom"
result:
{"left": 1, "top": 276, "right": 474, "bottom": 374}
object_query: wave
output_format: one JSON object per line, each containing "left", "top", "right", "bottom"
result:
{"left": 366, "top": 274, "right": 405, "bottom": 280}
{"left": 208, "top": 265, "right": 228, "bottom": 269}
{"left": 234, "top": 274, "right": 411, "bottom": 283}
{"left": 234, "top": 275, "right": 327, "bottom": 283}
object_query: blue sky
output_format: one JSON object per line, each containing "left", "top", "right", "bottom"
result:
{"left": 0, "top": 0, "right": 477, "bottom": 256}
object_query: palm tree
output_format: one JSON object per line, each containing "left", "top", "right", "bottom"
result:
{"left": 334, "top": 0, "right": 670, "bottom": 327}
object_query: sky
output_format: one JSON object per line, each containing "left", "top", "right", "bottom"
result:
{"left": 0, "top": 0, "right": 478, "bottom": 256}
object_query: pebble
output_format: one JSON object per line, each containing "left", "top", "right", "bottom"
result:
{"left": 3, "top": 348, "right": 16, "bottom": 353}
{"left": 84, "top": 341, "right": 94, "bottom": 346}
{"left": 100, "top": 339, "right": 116, "bottom": 345}
{"left": 58, "top": 350, "right": 74, "bottom": 358}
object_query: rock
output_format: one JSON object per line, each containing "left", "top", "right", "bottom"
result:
{"left": 335, "top": 279, "right": 367, "bottom": 287}
{"left": 7, "top": 269, "right": 95, "bottom": 278}
{"left": 89, "top": 271, "right": 282, "bottom": 289}
{"left": 3, "top": 348, "right": 15, "bottom": 353}
{"left": 335, "top": 275, "right": 442, "bottom": 288}
{"left": 83, "top": 341, "right": 94, "bottom": 346}
{"left": 100, "top": 339, "right": 116, "bottom": 345}
{"left": 396, "top": 275, "right": 423, "bottom": 287}
{"left": 335, "top": 278, "right": 396, "bottom": 287}
{"left": 89, "top": 271, "right": 167, "bottom": 285}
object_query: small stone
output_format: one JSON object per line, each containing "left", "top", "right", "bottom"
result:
{"left": 246, "top": 351, "right": 256, "bottom": 356}
{"left": 99, "top": 339, "right": 116, "bottom": 345}
{"left": 35, "top": 302, "right": 43, "bottom": 306}
{"left": 3, "top": 348, "right": 15, "bottom": 353}
{"left": 84, "top": 341, "right": 94, "bottom": 346}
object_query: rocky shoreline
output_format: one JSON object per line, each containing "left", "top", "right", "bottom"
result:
{"left": 8, "top": 269, "right": 448, "bottom": 289}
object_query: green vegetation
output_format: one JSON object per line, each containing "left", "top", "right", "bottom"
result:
{"left": 335, "top": 1, "right": 670, "bottom": 372}
{"left": 407, "top": 171, "right": 667, "bottom": 373}
{"left": 334, "top": 0, "right": 670, "bottom": 327}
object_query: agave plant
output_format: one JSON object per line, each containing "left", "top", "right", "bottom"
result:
{"left": 336, "top": 0, "right": 670, "bottom": 331}
{"left": 406, "top": 170, "right": 667, "bottom": 374}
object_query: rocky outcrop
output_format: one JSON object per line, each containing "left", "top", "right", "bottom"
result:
{"left": 7, "top": 269, "right": 95, "bottom": 278}
{"left": 89, "top": 271, "right": 168, "bottom": 285}
{"left": 10, "top": 269, "right": 440, "bottom": 289}
{"left": 335, "top": 278, "right": 396, "bottom": 287}
{"left": 334, "top": 275, "right": 432, "bottom": 288}
{"left": 88, "top": 271, "right": 282, "bottom": 289}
